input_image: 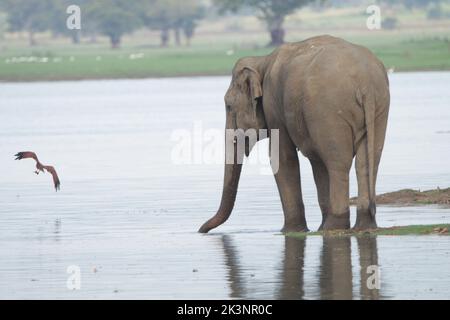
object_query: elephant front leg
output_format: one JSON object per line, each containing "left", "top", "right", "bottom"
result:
{"left": 272, "top": 136, "right": 308, "bottom": 233}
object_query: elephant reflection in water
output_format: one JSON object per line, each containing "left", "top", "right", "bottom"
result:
{"left": 219, "top": 235, "right": 380, "bottom": 300}
{"left": 320, "top": 237, "right": 380, "bottom": 300}
{"left": 356, "top": 237, "right": 380, "bottom": 300}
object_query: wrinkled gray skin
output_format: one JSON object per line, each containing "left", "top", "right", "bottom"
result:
{"left": 199, "top": 35, "right": 390, "bottom": 233}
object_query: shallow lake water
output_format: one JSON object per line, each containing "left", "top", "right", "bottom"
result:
{"left": 0, "top": 72, "right": 449, "bottom": 299}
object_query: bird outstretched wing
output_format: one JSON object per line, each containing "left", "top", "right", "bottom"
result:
{"left": 15, "top": 151, "right": 39, "bottom": 162}
{"left": 15, "top": 151, "right": 61, "bottom": 191}
{"left": 43, "top": 166, "right": 60, "bottom": 191}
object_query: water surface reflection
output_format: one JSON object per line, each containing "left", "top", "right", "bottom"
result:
{"left": 220, "top": 235, "right": 382, "bottom": 300}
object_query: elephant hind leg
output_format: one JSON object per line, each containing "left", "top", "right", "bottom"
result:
{"left": 321, "top": 167, "right": 351, "bottom": 230}
{"left": 307, "top": 116, "right": 354, "bottom": 230}
{"left": 310, "top": 158, "right": 330, "bottom": 230}
{"left": 314, "top": 138, "right": 353, "bottom": 230}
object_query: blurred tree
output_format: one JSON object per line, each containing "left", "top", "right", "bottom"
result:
{"left": 381, "top": 17, "right": 398, "bottom": 29}
{"left": 402, "top": 0, "right": 440, "bottom": 9}
{"left": 142, "top": 0, "right": 204, "bottom": 47}
{"left": 47, "top": 0, "right": 87, "bottom": 44}
{"left": 182, "top": 19, "right": 197, "bottom": 46}
{"left": 0, "top": 11, "right": 7, "bottom": 41}
{"left": 214, "top": 0, "right": 317, "bottom": 46}
{"left": 0, "top": 0, "right": 54, "bottom": 46}
{"left": 377, "top": 0, "right": 449, "bottom": 10}
{"left": 177, "top": 3, "right": 204, "bottom": 46}
{"left": 426, "top": 1, "right": 450, "bottom": 20}
{"left": 78, "top": 0, "right": 102, "bottom": 44}
{"left": 85, "top": 0, "right": 142, "bottom": 48}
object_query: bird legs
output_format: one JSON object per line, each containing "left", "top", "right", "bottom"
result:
{"left": 35, "top": 167, "right": 44, "bottom": 175}
{"left": 35, "top": 163, "right": 45, "bottom": 175}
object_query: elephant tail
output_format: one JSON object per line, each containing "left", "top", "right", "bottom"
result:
{"left": 358, "top": 89, "right": 376, "bottom": 218}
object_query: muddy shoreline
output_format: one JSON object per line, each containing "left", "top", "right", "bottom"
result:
{"left": 350, "top": 188, "right": 450, "bottom": 207}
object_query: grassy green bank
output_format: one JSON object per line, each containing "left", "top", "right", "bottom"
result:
{"left": 1, "top": 35, "right": 450, "bottom": 82}
{"left": 286, "top": 224, "right": 450, "bottom": 238}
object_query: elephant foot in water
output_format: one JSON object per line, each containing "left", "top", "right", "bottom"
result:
{"left": 320, "top": 211, "right": 351, "bottom": 231}
{"left": 353, "top": 208, "right": 378, "bottom": 230}
{"left": 281, "top": 224, "right": 309, "bottom": 233}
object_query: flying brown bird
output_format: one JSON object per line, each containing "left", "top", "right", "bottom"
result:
{"left": 15, "top": 151, "right": 60, "bottom": 191}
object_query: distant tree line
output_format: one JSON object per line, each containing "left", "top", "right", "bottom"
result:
{"left": 0, "top": 0, "right": 205, "bottom": 48}
{"left": 0, "top": 0, "right": 447, "bottom": 48}
{"left": 0, "top": 0, "right": 324, "bottom": 48}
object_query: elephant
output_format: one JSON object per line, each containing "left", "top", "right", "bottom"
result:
{"left": 199, "top": 35, "right": 390, "bottom": 233}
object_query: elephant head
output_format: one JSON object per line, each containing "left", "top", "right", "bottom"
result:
{"left": 198, "top": 57, "right": 267, "bottom": 233}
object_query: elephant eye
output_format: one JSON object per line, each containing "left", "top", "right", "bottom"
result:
{"left": 226, "top": 105, "right": 232, "bottom": 112}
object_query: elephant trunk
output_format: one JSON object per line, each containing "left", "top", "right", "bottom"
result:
{"left": 198, "top": 139, "right": 243, "bottom": 233}
{"left": 198, "top": 161, "right": 243, "bottom": 233}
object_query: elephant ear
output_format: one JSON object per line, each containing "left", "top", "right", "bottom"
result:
{"left": 243, "top": 67, "right": 263, "bottom": 119}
